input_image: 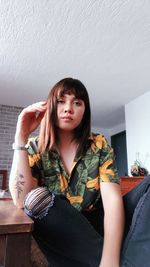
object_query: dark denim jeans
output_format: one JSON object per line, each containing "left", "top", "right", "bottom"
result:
{"left": 121, "top": 176, "right": 150, "bottom": 267}
{"left": 24, "top": 177, "right": 150, "bottom": 267}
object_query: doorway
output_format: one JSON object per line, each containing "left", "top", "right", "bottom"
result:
{"left": 111, "top": 131, "right": 128, "bottom": 177}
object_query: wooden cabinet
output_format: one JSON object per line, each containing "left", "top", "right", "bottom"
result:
{"left": 0, "top": 170, "right": 7, "bottom": 190}
{"left": 0, "top": 200, "right": 33, "bottom": 267}
{"left": 120, "top": 176, "right": 144, "bottom": 196}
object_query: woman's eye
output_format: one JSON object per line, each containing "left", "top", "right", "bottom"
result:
{"left": 74, "top": 101, "right": 81, "bottom": 106}
{"left": 57, "top": 99, "right": 65, "bottom": 104}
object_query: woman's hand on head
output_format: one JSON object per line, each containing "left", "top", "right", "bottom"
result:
{"left": 15, "top": 101, "right": 47, "bottom": 143}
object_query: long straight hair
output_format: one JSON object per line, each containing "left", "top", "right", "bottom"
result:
{"left": 38, "top": 77, "right": 91, "bottom": 154}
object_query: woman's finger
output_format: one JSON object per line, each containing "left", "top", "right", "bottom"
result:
{"left": 36, "top": 111, "right": 46, "bottom": 124}
{"left": 22, "top": 101, "right": 47, "bottom": 115}
{"left": 28, "top": 101, "right": 47, "bottom": 110}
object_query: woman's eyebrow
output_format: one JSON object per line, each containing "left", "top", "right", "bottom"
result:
{"left": 58, "top": 94, "right": 77, "bottom": 99}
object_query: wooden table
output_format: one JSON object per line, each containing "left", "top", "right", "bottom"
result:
{"left": 120, "top": 176, "right": 144, "bottom": 196}
{"left": 0, "top": 200, "right": 34, "bottom": 267}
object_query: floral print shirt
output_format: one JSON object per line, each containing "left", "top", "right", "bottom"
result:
{"left": 27, "top": 133, "right": 119, "bottom": 211}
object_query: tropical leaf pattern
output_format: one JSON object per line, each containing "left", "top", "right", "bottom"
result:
{"left": 27, "top": 134, "right": 119, "bottom": 211}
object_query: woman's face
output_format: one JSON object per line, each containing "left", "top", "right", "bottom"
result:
{"left": 56, "top": 93, "right": 85, "bottom": 132}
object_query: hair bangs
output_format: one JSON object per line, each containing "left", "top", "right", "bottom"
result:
{"left": 57, "top": 79, "right": 86, "bottom": 101}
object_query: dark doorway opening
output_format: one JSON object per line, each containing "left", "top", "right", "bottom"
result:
{"left": 111, "top": 131, "right": 128, "bottom": 176}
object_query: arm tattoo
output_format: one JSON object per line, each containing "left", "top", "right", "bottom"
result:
{"left": 15, "top": 173, "right": 25, "bottom": 199}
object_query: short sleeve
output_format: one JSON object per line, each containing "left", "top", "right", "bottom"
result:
{"left": 98, "top": 135, "right": 119, "bottom": 184}
{"left": 27, "top": 137, "right": 43, "bottom": 184}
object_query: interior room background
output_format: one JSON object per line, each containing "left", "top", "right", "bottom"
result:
{"left": 1, "top": 89, "right": 150, "bottom": 189}
{"left": 1, "top": 0, "right": 150, "bottom": 188}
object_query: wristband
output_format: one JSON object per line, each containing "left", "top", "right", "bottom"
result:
{"left": 12, "top": 143, "right": 28, "bottom": 151}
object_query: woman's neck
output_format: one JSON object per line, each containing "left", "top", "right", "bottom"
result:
{"left": 57, "top": 130, "right": 79, "bottom": 175}
{"left": 57, "top": 129, "right": 75, "bottom": 148}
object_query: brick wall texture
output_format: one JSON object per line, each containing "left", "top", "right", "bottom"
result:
{"left": 0, "top": 104, "right": 38, "bottom": 189}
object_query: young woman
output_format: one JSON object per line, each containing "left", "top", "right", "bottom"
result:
{"left": 9, "top": 78, "right": 150, "bottom": 267}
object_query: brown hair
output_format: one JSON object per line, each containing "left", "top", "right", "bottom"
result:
{"left": 38, "top": 77, "right": 91, "bottom": 154}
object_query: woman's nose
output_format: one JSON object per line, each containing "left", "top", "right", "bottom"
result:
{"left": 64, "top": 103, "right": 73, "bottom": 113}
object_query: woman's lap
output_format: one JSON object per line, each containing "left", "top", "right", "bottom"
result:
{"left": 24, "top": 177, "right": 150, "bottom": 267}
{"left": 25, "top": 192, "right": 102, "bottom": 267}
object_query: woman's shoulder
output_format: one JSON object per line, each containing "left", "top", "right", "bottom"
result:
{"left": 89, "top": 132, "right": 109, "bottom": 150}
{"left": 90, "top": 132, "right": 105, "bottom": 139}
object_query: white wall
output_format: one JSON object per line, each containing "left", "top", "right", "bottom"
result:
{"left": 109, "top": 123, "right": 126, "bottom": 137}
{"left": 125, "top": 91, "right": 150, "bottom": 175}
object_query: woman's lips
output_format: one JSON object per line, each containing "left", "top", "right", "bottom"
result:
{"left": 62, "top": 116, "right": 73, "bottom": 121}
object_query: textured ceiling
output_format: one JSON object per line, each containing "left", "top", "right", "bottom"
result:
{"left": 0, "top": 0, "right": 150, "bottom": 129}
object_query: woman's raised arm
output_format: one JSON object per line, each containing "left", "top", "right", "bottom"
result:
{"left": 9, "top": 102, "right": 46, "bottom": 208}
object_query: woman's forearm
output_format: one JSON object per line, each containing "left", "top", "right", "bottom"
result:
{"left": 9, "top": 144, "right": 37, "bottom": 208}
{"left": 100, "top": 183, "right": 125, "bottom": 267}
{"left": 100, "top": 200, "right": 124, "bottom": 266}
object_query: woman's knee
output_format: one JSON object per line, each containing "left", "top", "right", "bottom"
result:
{"left": 24, "top": 187, "right": 55, "bottom": 219}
